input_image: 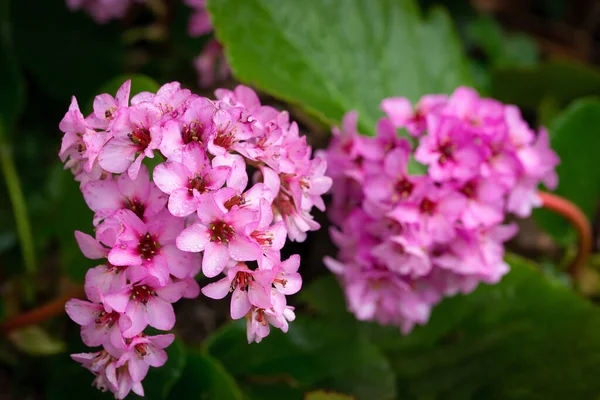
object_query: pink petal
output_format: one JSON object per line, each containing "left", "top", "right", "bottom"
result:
{"left": 247, "top": 283, "right": 272, "bottom": 309}
{"left": 201, "top": 277, "right": 231, "bottom": 299}
{"left": 104, "top": 291, "right": 131, "bottom": 313}
{"left": 144, "top": 346, "right": 168, "bottom": 367}
{"left": 74, "top": 231, "right": 108, "bottom": 259}
{"left": 202, "top": 241, "right": 230, "bottom": 278}
{"left": 146, "top": 297, "right": 176, "bottom": 331}
{"left": 108, "top": 245, "right": 142, "bottom": 267}
{"left": 230, "top": 288, "right": 252, "bottom": 319}
{"left": 279, "top": 273, "right": 302, "bottom": 295}
{"left": 228, "top": 235, "right": 261, "bottom": 262}
{"left": 127, "top": 153, "right": 146, "bottom": 181}
{"left": 176, "top": 223, "right": 210, "bottom": 252}
{"left": 65, "top": 299, "right": 100, "bottom": 326}
{"left": 128, "top": 356, "right": 150, "bottom": 382}
{"left": 123, "top": 301, "right": 148, "bottom": 338}
{"left": 149, "top": 333, "right": 175, "bottom": 349}
{"left": 155, "top": 281, "right": 187, "bottom": 303}
{"left": 118, "top": 164, "right": 151, "bottom": 201}
{"left": 98, "top": 138, "right": 137, "bottom": 174}
{"left": 82, "top": 179, "right": 121, "bottom": 212}
{"left": 167, "top": 188, "right": 198, "bottom": 217}
{"left": 181, "top": 141, "right": 210, "bottom": 174}
{"left": 161, "top": 244, "right": 200, "bottom": 279}
{"left": 153, "top": 161, "right": 190, "bottom": 195}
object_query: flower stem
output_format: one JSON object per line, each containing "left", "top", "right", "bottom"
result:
{"left": 0, "top": 121, "right": 37, "bottom": 302}
{"left": 0, "top": 287, "right": 85, "bottom": 334}
{"left": 538, "top": 191, "right": 592, "bottom": 281}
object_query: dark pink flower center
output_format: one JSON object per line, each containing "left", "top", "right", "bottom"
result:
{"left": 419, "top": 198, "right": 437, "bottom": 215}
{"left": 124, "top": 198, "right": 145, "bottom": 219}
{"left": 182, "top": 122, "right": 203, "bottom": 144}
{"left": 129, "top": 126, "right": 152, "bottom": 150}
{"left": 209, "top": 220, "right": 235, "bottom": 243}
{"left": 138, "top": 233, "right": 159, "bottom": 260}
{"left": 232, "top": 270, "right": 252, "bottom": 291}
{"left": 224, "top": 195, "right": 245, "bottom": 210}
{"left": 460, "top": 181, "right": 477, "bottom": 199}
{"left": 131, "top": 284, "right": 156, "bottom": 305}
{"left": 395, "top": 178, "right": 414, "bottom": 199}
{"left": 94, "top": 310, "right": 120, "bottom": 328}
{"left": 188, "top": 176, "right": 208, "bottom": 194}
{"left": 214, "top": 130, "right": 235, "bottom": 149}
{"left": 438, "top": 140, "right": 455, "bottom": 164}
{"left": 134, "top": 343, "right": 148, "bottom": 358}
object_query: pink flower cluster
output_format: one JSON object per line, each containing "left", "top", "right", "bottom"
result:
{"left": 323, "top": 87, "right": 559, "bottom": 333}
{"left": 59, "top": 81, "right": 330, "bottom": 398}
{"left": 66, "top": 0, "right": 143, "bottom": 24}
{"left": 184, "top": 0, "right": 231, "bottom": 87}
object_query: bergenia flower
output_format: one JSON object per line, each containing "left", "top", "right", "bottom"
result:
{"left": 60, "top": 81, "right": 326, "bottom": 397}
{"left": 323, "top": 86, "right": 559, "bottom": 333}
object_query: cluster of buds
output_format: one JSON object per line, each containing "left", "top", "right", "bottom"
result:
{"left": 323, "top": 87, "right": 559, "bottom": 333}
{"left": 59, "top": 81, "right": 330, "bottom": 398}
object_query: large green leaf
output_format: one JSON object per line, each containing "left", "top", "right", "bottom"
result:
{"left": 207, "top": 0, "right": 472, "bottom": 134}
{"left": 167, "top": 350, "right": 243, "bottom": 400}
{"left": 206, "top": 317, "right": 396, "bottom": 400}
{"left": 302, "top": 256, "right": 600, "bottom": 399}
{"left": 11, "top": 0, "right": 124, "bottom": 102}
{"left": 534, "top": 98, "right": 600, "bottom": 242}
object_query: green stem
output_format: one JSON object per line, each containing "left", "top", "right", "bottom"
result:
{"left": 0, "top": 121, "right": 36, "bottom": 300}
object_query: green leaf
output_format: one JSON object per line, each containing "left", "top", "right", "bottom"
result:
{"left": 304, "top": 255, "right": 600, "bottom": 399}
{"left": 207, "top": 0, "right": 472, "bottom": 134}
{"left": 534, "top": 98, "right": 600, "bottom": 242}
{"left": 8, "top": 326, "right": 66, "bottom": 356}
{"left": 492, "top": 61, "right": 600, "bottom": 109}
{"left": 305, "top": 391, "right": 355, "bottom": 400}
{"left": 167, "top": 350, "right": 243, "bottom": 400}
{"left": 11, "top": 0, "right": 124, "bottom": 102}
{"left": 466, "top": 16, "right": 538, "bottom": 69}
{"left": 206, "top": 317, "right": 396, "bottom": 400}
{"left": 136, "top": 339, "right": 187, "bottom": 400}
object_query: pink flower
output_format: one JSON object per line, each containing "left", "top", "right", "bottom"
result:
{"left": 115, "top": 334, "right": 174, "bottom": 383}
{"left": 202, "top": 263, "right": 272, "bottom": 319}
{"left": 98, "top": 102, "right": 162, "bottom": 180}
{"left": 324, "top": 86, "right": 559, "bottom": 334}
{"left": 388, "top": 182, "right": 466, "bottom": 244}
{"left": 59, "top": 97, "right": 108, "bottom": 183}
{"left": 103, "top": 276, "right": 186, "bottom": 337}
{"left": 159, "top": 97, "right": 216, "bottom": 160}
{"left": 87, "top": 80, "right": 131, "bottom": 130}
{"left": 415, "top": 115, "right": 483, "bottom": 182}
{"left": 65, "top": 299, "right": 131, "bottom": 348}
{"left": 176, "top": 194, "right": 259, "bottom": 277}
{"left": 84, "top": 263, "right": 128, "bottom": 303}
{"left": 82, "top": 165, "right": 167, "bottom": 225}
{"left": 153, "top": 142, "right": 230, "bottom": 217}
{"left": 381, "top": 94, "right": 447, "bottom": 137}
{"left": 107, "top": 209, "right": 199, "bottom": 284}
